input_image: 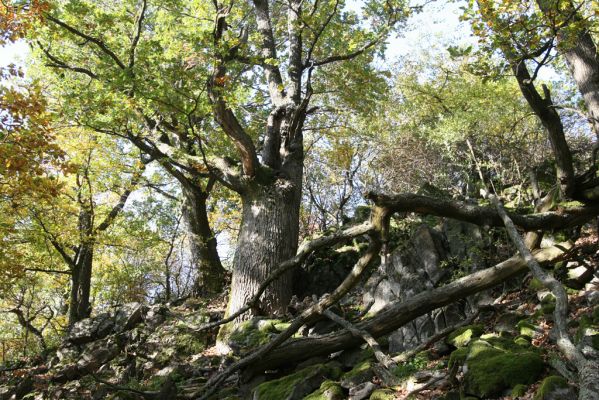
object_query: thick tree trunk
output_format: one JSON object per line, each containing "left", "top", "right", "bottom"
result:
{"left": 562, "top": 31, "right": 599, "bottom": 140}
{"left": 182, "top": 186, "right": 225, "bottom": 297}
{"left": 226, "top": 178, "right": 302, "bottom": 318}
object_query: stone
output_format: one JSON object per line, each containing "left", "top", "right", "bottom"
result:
{"left": 459, "top": 338, "right": 545, "bottom": 399}
{"left": 533, "top": 376, "right": 576, "bottom": 400}
{"left": 304, "top": 380, "right": 345, "bottom": 400}
{"left": 349, "top": 382, "right": 377, "bottom": 400}
{"left": 253, "top": 364, "right": 340, "bottom": 400}
{"left": 68, "top": 313, "right": 114, "bottom": 345}
{"left": 341, "top": 360, "right": 375, "bottom": 389}
{"left": 113, "top": 302, "right": 146, "bottom": 332}
{"left": 446, "top": 325, "right": 484, "bottom": 348}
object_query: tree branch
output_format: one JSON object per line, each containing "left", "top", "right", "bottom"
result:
{"left": 45, "top": 15, "right": 126, "bottom": 69}
{"left": 367, "top": 192, "right": 599, "bottom": 231}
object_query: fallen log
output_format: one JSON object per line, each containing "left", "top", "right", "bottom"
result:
{"left": 367, "top": 192, "right": 599, "bottom": 231}
{"left": 244, "top": 242, "right": 572, "bottom": 374}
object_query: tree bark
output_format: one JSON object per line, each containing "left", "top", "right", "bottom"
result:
{"left": 182, "top": 186, "right": 225, "bottom": 297}
{"left": 512, "top": 61, "right": 576, "bottom": 198}
{"left": 227, "top": 176, "right": 302, "bottom": 318}
{"left": 536, "top": 0, "right": 599, "bottom": 140}
{"left": 68, "top": 243, "right": 93, "bottom": 326}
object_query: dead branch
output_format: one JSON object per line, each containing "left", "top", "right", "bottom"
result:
{"left": 487, "top": 192, "right": 599, "bottom": 400}
{"left": 245, "top": 242, "right": 572, "bottom": 373}
{"left": 367, "top": 192, "right": 599, "bottom": 231}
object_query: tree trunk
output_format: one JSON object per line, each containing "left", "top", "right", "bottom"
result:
{"left": 536, "top": 0, "right": 599, "bottom": 140}
{"left": 182, "top": 186, "right": 225, "bottom": 297}
{"left": 512, "top": 62, "right": 576, "bottom": 198}
{"left": 226, "top": 177, "right": 302, "bottom": 318}
{"left": 562, "top": 31, "right": 599, "bottom": 140}
{"left": 68, "top": 243, "right": 93, "bottom": 326}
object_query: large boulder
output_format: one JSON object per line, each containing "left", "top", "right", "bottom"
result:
{"left": 450, "top": 337, "right": 545, "bottom": 399}
{"left": 364, "top": 221, "right": 486, "bottom": 354}
{"left": 68, "top": 313, "right": 114, "bottom": 345}
{"left": 253, "top": 364, "right": 342, "bottom": 400}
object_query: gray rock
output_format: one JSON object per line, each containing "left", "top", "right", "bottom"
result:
{"left": 348, "top": 382, "right": 377, "bottom": 400}
{"left": 113, "top": 302, "right": 146, "bottom": 332}
{"left": 68, "top": 313, "right": 114, "bottom": 344}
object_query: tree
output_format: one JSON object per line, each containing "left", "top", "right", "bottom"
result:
{"left": 27, "top": 131, "right": 143, "bottom": 325}
{"left": 30, "top": 0, "right": 410, "bottom": 324}
{"left": 470, "top": 0, "right": 599, "bottom": 200}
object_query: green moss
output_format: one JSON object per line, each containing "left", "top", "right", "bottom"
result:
{"left": 369, "top": 388, "right": 395, "bottom": 399}
{"left": 463, "top": 347, "right": 544, "bottom": 398}
{"left": 529, "top": 277, "right": 545, "bottom": 291}
{"left": 574, "top": 315, "right": 599, "bottom": 349}
{"left": 392, "top": 352, "right": 429, "bottom": 380}
{"left": 516, "top": 320, "right": 538, "bottom": 338}
{"left": 514, "top": 335, "right": 531, "bottom": 347}
{"left": 344, "top": 360, "right": 373, "bottom": 380}
{"left": 175, "top": 332, "right": 205, "bottom": 355}
{"left": 447, "top": 324, "right": 484, "bottom": 348}
{"left": 511, "top": 384, "right": 528, "bottom": 397}
{"left": 304, "top": 380, "right": 344, "bottom": 400}
{"left": 448, "top": 347, "right": 469, "bottom": 369}
{"left": 253, "top": 364, "right": 337, "bottom": 400}
{"left": 229, "top": 319, "right": 278, "bottom": 350}
{"left": 533, "top": 376, "right": 568, "bottom": 400}
{"left": 541, "top": 303, "right": 556, "bottom": 315}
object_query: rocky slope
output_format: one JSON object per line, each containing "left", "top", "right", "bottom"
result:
{"left": 1, "top": 223, "right": 598, "bottom": 400}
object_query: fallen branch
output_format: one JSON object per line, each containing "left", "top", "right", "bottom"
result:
{"left": 323, "top": 309, "right": 394, "bottom": 369}
{"left": 194, "top": 208, "right": 390, "bottom": 399}
{"left": 487, "top": 192, "right": 599, "bottom": 400}
{"left": 245, "top": 242, "right": 572, "bottom": 373}
{"left": 367, "top": 192, "right": 599, "bottom": 231}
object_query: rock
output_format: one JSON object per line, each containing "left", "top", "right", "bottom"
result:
{"left": 446, "top": 324, "right": 484, "bottom": 348}
{"left": 304, "top": 380, "right": 345, "bottom": 400}
{"left": 369, "top": 389, "right": 396, "bottom": 399}
{"left": 457, "top": 337, "right": 545, "bottom": 399}
{"left": 364, "top": 222, "right": 481, "bottom": 354}
{"left": 494, "top": 313, "right": 523, "bottom": 335}
{"left": 349, "top": 382, "right": 377, "bottom": 400}
{"left": 68, "top": 313, "right": 114, "bottom": 344}
{"left": 533, "top": 376, "right": 577, "bottom": 400}
{"left": 340, "top": 360, "right": 375, "bottom": 389}
{"left": 56, "top": 346, "right": 80, "bottom": 364}
{"left": 253, "top": 364, "right": 341, "bottom": 400}
{"left": 113, "top": 302, "right": 146, "bottom": 332}
{"left": 145, "top": 304, "right": 168, "bottom": 328}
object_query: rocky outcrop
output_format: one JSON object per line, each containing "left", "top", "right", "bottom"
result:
{"left": 363, "top": 220, "right": 489, "bottom": 354}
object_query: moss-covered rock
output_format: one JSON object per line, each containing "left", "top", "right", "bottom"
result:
{"left": 446, "top": 325, "right": 484, "bottom": 348}
{"left": 533, "top": 376, "right": 574, "bottom": 400}
{"left": 228, "top": 319, "right": 282, "bottom": 352}
{"left": 304, "top": 380, "right": 345, "bottom": 400}
{"left": 340, "top": 360, "right": 375, "bottom": 389}
{"left": 516, "top": 320, "right": 540, "bottom": 339}
{"left": 575, "top": 315, "right": 599, "bottom": 351}
{"left": 368, "top": 388, "right": 395, "bottom": 399}
{"left": 511, "top": 383, "right": 528, "bottom": 397}
{"left": 253, "top": 364, "right": 339, "bottom": 400}
{"left": 455, "top": 338, "right": 545, "bottom": 399}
